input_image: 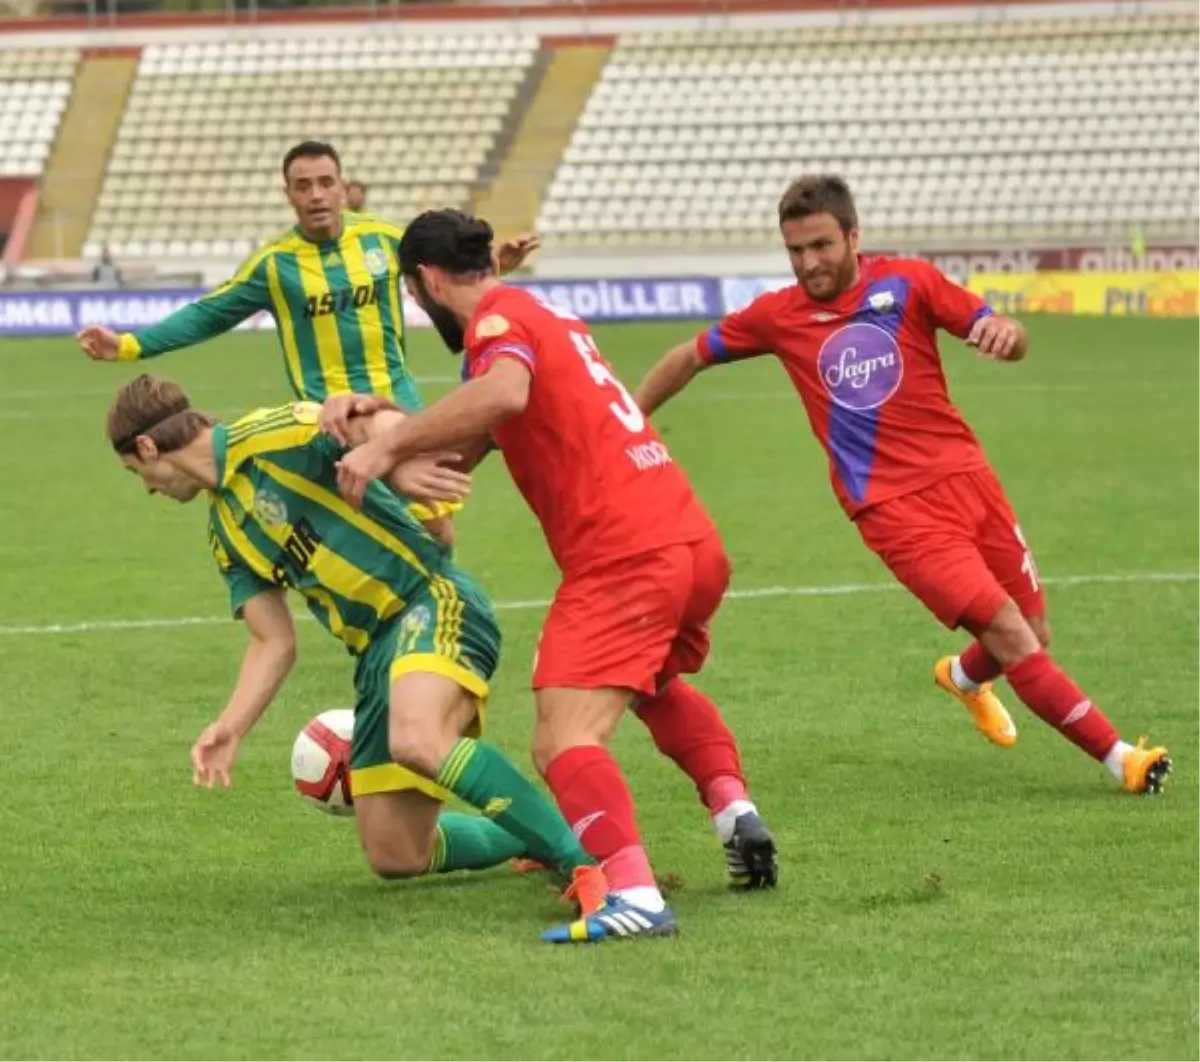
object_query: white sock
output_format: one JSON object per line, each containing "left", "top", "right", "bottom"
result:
{"left": 1104, "top": 741, "right": 1133, "bottom": 781}
{"left": 712, "top": 799, "right": 757, "bottom": 844}
{"left": 950, "top": 656, "right": 981, "bottom": 694}
{"left": 614, "top": 886, "right": 665, "bottom": 913}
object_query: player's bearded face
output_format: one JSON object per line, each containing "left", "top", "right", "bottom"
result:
{"left": 782, "top": 216, "right": 859, "bottom": 301}
{"left": 407, "top": 271, "right": 465, "bottom": 354}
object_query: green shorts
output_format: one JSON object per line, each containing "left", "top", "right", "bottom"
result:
{"left": 348, "top": 569, "right": 500, "bottom": 800}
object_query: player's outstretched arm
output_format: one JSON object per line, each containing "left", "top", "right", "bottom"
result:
{"left": 634, "top": 338, "right": 708, "bottom": 417}
{"left": 966, "top": 314, "right": 1028, "bottom": 362}
{"left": 78, "top": 259, "right": 270, "bottom": 363}
{"left": 190, "top": 590, "right": 296, "bottom": 790}
{"left": 335, "top": 360, "right": 530, "bottom": 509}
{"left": 494, "top": 233, "right": 541, "bottom": 275}
{"left": 342, "top": 407, "right": 473, "bottom": 505}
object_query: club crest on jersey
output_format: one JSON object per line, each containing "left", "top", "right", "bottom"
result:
{"left": 816, "top": 322, "right": 903, "bottom": 412}
{"left": 398, "top": 604, "right": 432, "bottom": 651}
{"left": 475, "top": 314, "right": 510, "bottom": 340}
{"left": 364, "top": 248, "right": 390, "bottom": 278}
{"left": 253, "top": 489, "right": 289, "bottom": 528}
{"left": 868, "top": 291, "right": 896, "bottom": 313}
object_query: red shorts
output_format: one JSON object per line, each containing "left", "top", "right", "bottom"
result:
{"left": 532, "top": 534, "right": 730, "bottom": 696}
{"left": 853, "top": 467, "right": 1046, "bottom": 631}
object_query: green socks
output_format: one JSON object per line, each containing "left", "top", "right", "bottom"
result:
{"left": 428, "top": 812, "right": 527, "bottom": 873}
{"left": 436, "top": 738, "right": 592, "bottom": 876}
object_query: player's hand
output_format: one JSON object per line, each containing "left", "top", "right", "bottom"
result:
{"left": 319, "top": 394, "right": 394, "bottom": 446}
{"left": 389, "top": 453, "right": 471, "bottom": 504}
{"left": 76, "top": 324, "right": 121, "bottom": 361}
{"left": 190, "top": 721, "right": 240, "bottom": 790}
{"left": 336, "top": 440, "right": 394, "bottom": 510}
{"left": 966, "top": 314, "right": 1026, "bottom": 361}
{"left": 495, "top": 233, "right": 541, "bottom": 275}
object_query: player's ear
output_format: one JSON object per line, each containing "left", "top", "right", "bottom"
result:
{"left": 847, "top": 227, "right": 860, "bottom": 255}
{"left": 135, "top": 435, "right": 159, "bottom": 462}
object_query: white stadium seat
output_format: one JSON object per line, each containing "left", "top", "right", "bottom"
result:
{"left": 537, "top": 11, "right": 1198, "bottom": 246}
{"left": 86, "top": 33, "right": 539, "bottom": 253}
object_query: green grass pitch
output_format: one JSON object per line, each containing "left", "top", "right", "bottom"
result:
{"left": 0, "top": 315, "right": 1196, "bottom": 1060}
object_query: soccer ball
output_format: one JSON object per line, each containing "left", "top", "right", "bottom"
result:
{"left": 291, "top": 708, "right": 355, "bottom": 817}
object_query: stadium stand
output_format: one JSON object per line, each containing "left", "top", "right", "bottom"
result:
{"left": 82, "top": 33, "right": 539, "bottom": 259}
{"left": 0, "top": 48, "right": 78, "bottom": 178}
{"left": 537, "top": 12, "right": 1200, "bottom": 247}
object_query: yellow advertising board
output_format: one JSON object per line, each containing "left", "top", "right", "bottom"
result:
{"left": 967, "top": 270, "right": 1199, "bottom": 317}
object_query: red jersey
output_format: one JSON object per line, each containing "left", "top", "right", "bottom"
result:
{"left": 697, "top": 255, "right": 995, "bottom": 518}
{"left": 465, "top": 285, "right": 714, "bottom": 574}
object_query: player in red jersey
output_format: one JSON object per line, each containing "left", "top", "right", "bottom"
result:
{"left": 334, "top": 209, "right": 778, "bottom": 943}
{"left": 635, "top": 175, "right": 1170, "bottom": 796}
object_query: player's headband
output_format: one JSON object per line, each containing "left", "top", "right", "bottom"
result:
{"left": 112, "top": 395, "right": 191, "bottom": 454}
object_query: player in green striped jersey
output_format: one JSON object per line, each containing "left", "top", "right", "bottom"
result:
{"left": 79, "top": 141, "right": 535, "bottom": 545}
{"left": 78, "top": 141, "right": 537, "bottom": 408}
{"left": 103, "top": 373, "right": 608, "bottom": 923}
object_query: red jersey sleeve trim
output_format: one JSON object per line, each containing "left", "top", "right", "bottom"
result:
{"left": 470, "top": 342, "right": 536, "bottom": 379}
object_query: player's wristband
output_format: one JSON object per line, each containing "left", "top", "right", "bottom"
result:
{"left": 115, "top": 333, "right": 143, "bottom": 361}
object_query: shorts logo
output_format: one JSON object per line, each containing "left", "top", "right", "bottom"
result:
{"left": 364, "top": 248, "right": 390, "bottom": 278}
{"left": 817, "top": 322, "right": 903, "bottom": 412}
{"left": 253, "top": 489, "right": 289, "bottom": 528}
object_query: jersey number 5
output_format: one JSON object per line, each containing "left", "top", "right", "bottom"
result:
{"left": 570, "top": 332, "right": 645, "bottom": 433}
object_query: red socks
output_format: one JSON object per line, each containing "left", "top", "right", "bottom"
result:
{"left": 635, "top": 678, "right": 748, "bottom": 813}
{"left": 1005, "top": 650, "right": 1119, "bottom": 761}
{"left": 542, "top": 745, "right": 656, "bottom": 890}
{"left": 960, "top": 641, "right": 1004, "bottom": 685}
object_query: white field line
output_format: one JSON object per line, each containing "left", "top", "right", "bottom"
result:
{"left": 0, "top": 571, "right": 1193, "bottom": 637}
{"left": 0, "top": 376, "right": 461, "bottom": 401}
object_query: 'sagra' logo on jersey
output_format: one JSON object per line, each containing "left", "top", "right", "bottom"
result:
{"left": 816, "top": 322, "right": 903, "bottom": 412}
{"left": 364, "top": 248, "right": 390, "bottom": 278}
{"left": 254, "top": 489, "right": 289, "bottom": 527}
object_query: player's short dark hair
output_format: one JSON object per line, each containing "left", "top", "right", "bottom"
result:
{"left": 398, "top": 209, "right": 495, "bottom": 278}
{"left": 282, "top": 140, "right": 341, "bottom": 181}
{"left": 107, "top": 374, "right": 214, "bottom": 456}
{"left": 346, "top": 179, "right": 367, "bottom": 193}
{"left": 778, "top": 174, "right": 858, "bottom": 233}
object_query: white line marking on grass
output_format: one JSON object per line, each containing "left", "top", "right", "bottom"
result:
{"left": 0, "top": 376, "right": 461, "bottom": 402}
{"left": 0, "top": 571, "right": 1193, "bottom": 637}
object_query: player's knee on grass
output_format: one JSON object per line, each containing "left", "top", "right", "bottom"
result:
{"left": 531, "top": 687, "right": 630, "bottom": 774}
{"left": 974, "top": 598, "right": 1043, "bottom": 669}
{"left": 388, "top": 670, "right": 479, "bottom": 778}
{"left": 356, "top": 791, "right": 441, "bottom": 879}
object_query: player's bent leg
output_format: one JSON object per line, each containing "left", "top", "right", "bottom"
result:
{"left": 855, "top": 495, "right": 1019, "bottom": 747}
{"left": 355, "top": 789, "right": 443, "bottom": 879}
{"left": 387, "top": 667, "right": 599, "bottom": 885}
{"left": 970, "top": 600, "right": 1171, "bottom": 794}
{"left": 636, "top": 678, "right": 777, "bottom": 890}
{"left": 535, "top": 686, "right": 679, "bottom": 943}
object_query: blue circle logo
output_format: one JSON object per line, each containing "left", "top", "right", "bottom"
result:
{"left": 817, "top": 323, "right": 903, "bottom": 411}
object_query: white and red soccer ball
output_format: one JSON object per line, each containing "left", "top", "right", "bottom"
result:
{"left": 291, "top": 708, "right": 355, "bottom": 817}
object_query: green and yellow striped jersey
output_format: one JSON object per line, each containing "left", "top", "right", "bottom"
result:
{"left": 206, "top": 401, "right": 450, "bottom": 654}
{"left": 116, "top": 213, "right": 421, "bottom": 408}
